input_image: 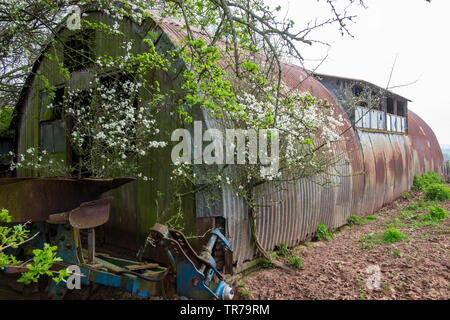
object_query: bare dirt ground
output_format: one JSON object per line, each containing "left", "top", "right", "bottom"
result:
{"left": 233, "top": 190, "right": 450, "bottom": 300}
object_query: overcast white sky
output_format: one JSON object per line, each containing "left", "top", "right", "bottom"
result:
{"left": 268, "top": 0, "right": 449, "bottom": 146}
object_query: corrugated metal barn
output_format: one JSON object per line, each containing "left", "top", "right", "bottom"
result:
{"left": 5, "top": 10, "right": 446, "bottom": 271}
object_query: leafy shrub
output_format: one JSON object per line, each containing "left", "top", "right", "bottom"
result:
{"left": 366, "top": 215, "right": 377, "bottom": 220}
{"left": 347, "top": 215, "right": 360, "bottom": 226}
{"left": 316, "top": 223, "right": 331, "bottom": 240}
{"left": 422, "top": 205, "right": 448, "bottom": 222}
{"left": 360, "top": 233, "right": 377, "bottom": 249}
{"left": 289, "top": 256, "right": 303, "bottom": 269}
{"left": 412, "top": 172, "right": 443, "bottom": 191}
{"left": 240, "top": 288, "right": 251, "bottom": 298}
{"left": 0, "top": 106, "right": 14, "bottom": 138}
{"left": 0, "top": 208, "right": 69, "bottom": 284}
{"left": 382, "top": 227, "right": 407, "bottom": 243}
{"left": 424, "top": 183, "right": 450, "bottom": 201}
{"left": 275, "top": 243, "right": 290, "bottom": 257}
{"left": 402, "top": 191, "right": 411, "bottom": 199}
{"left": 404, "top": 201, "right": 422, "bottom": 212}
{"left": 361, "top": 227, "right": 408, "bottom": 249}
{"left": 262, "top": 251, "right": 278, "bottom": 268}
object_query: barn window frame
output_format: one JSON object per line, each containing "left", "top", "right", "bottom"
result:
{"left": 39, "top": 84, "right": 67, "bottom": 154}
{"left": 63, "top": 29, "right": 95, "bottom": 73}
{"left": 353, "top": 90, "right": 408, "bottom": 134}
{"left": 40, "top": 120, "right": 66, "bottom": 154}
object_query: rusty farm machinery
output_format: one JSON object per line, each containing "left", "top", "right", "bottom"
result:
{"left": 0, "top": 178, "right": 234, "bottom": 300}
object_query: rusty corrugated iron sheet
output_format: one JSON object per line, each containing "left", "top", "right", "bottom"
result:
{"left": 354, "top": 112, "right": 444, "bottom": 218}
{"left": 408, "top": 111, "right": 444, "bottom": 177}
{"left": 445, "top": 161, "right": 450, "bottom": 183}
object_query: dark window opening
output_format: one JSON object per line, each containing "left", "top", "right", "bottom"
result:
{"left": 63, "top": 29, "right": 95, "bottom": 72}
{"left": 357, "top": 101, "right": 368, "bottom": 108}
{"left": 397, "top": 100, "right": 406, "bottom": 117}
{"left": 40, "top": 86, "right": 65, "bottom": 122}
{"left": 352, "top": 85, "right": 363, "bottom": 97}
{"left": 40, "top": 86, "right": 66, "bottom": 153}
{"left": 41, "top": 121, "right": 65, "bottom": 153}
{"left": 387, "top": 97, "right": 394, "bottom": 114}
{"left": 52, "top": 87, "right": 65, "bottom": 120}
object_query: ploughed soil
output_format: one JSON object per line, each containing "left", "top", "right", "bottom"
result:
{"left": 232, "top": 189, "right": 450, "bottom": 300}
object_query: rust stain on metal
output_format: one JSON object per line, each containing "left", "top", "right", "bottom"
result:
{"left": 0, "top": 178, "right": 134, "bottom": 222}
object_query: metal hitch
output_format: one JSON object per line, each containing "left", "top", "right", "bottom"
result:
{"left": 151, "top": 224, "right": 234, "bottom": 300}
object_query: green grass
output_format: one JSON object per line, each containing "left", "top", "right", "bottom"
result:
{"left": 424, "top": 183, "right": 450, "bottom": 201}
{"left": 360, "top": 227, "right": 408, "bottom": 249}
{"left": 347, "top": 214, "right": 360, "bottom": 226}
{"left": 303, "top": 242, "right": 313, "bottom": 248}
{"left": 384, "top": 217, "right": 407, "bottom": 228}
{"left": 360, "top": 233, "right": 378, "bottom": 249}
{"left": 288, "top": 256, "right": 303, "bottom": 269}
{"left": 275, "top": 243, "right": 291, "bottom": 257}
{"left": 402, "top": 191, "right": 412, "bottom": 199}
{"left": 422, "top": 205, "right": 448, "bottom": 222}
{"left": 348, "top": 214, "right": 377, "bottom": 226}
{"left": 400, "top": 211, "right": 420, "bottom": 221}
{"left": 316, "top": 223, "right": 332, "bottom": 240}
{"left": 391, "top": 248, "right": 402, "bottom": 258}
{"left": 262, "top": 251, "right": 278, "bottom": 268}
{"left": 412, "top": 172, "right": 444, "bottom": 191}
{"left": 403, "top": 198, "right": 429, "bottom": 212}
{"left": 399, "top": 203, "right": 448, "bottom": 228}
{"left": 382, "top": 227, "right": 408, "bottom": 243}
{"left": 240, "top": 288, "right": 251, "bottom": 298}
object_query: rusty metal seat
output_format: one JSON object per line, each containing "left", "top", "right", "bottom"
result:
{"left": 46, "top": 197, "right": 113, "bottom": 228}
{"left": 46, "top": 197, "right": 114, "bottom": 265}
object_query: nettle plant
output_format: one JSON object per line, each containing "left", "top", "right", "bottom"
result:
{"left": 0, "top": 209, "right": 69, "bottom": 285}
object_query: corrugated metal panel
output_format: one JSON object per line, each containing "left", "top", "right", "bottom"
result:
{"left": 408, "top": 111, "right": 444, "bottom": 177}
{"left": 445, "top": 161, "right": 450, "bottom": 183}
{"left": 354, "top": 112, "right": 444, "bottom": 216}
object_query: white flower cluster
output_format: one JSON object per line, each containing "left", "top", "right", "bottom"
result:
{"left": 65, "top": 73, "right": 167, "bottom": 178}
{"left": 9, "top": 147, "right": 68, "bottom": 176}
{"left": 234, "top": 88, "right": 345, "bottom": 180}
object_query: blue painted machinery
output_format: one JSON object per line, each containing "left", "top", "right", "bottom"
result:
{"left": 3, "top": 195, "right": 234, "bottom": 300}
{"left": 151, "top": 223, "right": 234, "bottom": 300}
